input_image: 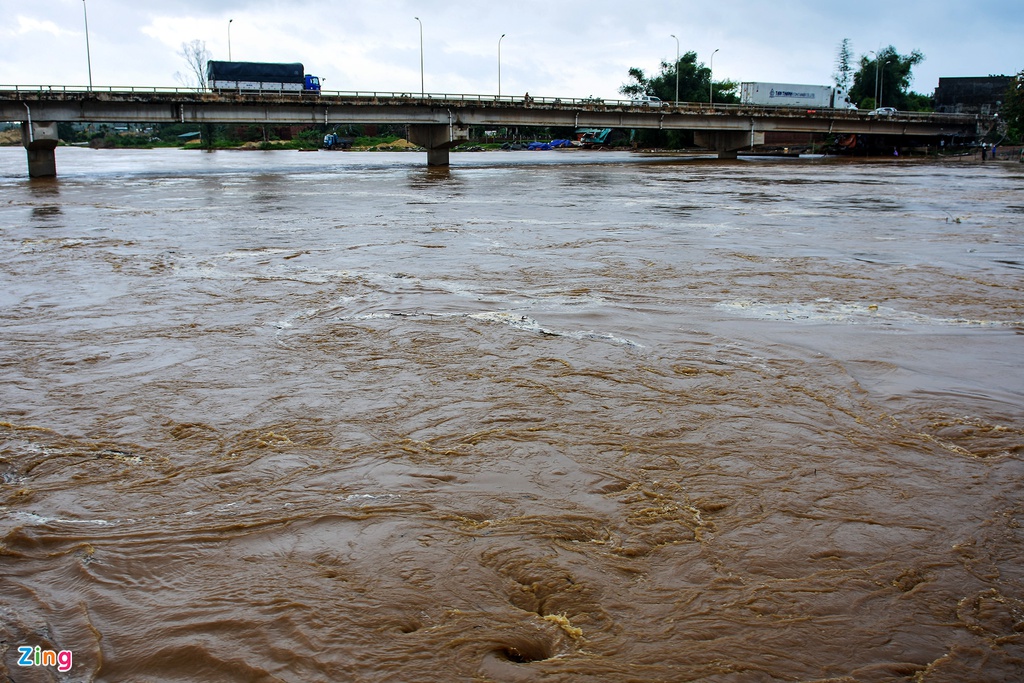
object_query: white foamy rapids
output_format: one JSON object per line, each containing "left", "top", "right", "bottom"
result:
{"left": 10, "top": 511, "right": 121, "bottom": 526}
{"left": 715, "top": 299, "right": 1022, "bottom": 327}
{"left": 317, "top": 310, "right": 642, "bottom": 347}
{"left": 467, "top": 311, "right": 643, "bottom": 347}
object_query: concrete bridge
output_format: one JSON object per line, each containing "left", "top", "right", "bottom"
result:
{"left": 1, "top": 86, "right": 989, "bottom": 177}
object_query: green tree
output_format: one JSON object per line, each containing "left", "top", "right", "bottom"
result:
{"left": 904, "top": 92, "right": 934, "bottom": 112}
{"left": 850, "top": 46, "right": 924, "bottom": 110}
{"left": 618, "top": 53, "right": 738, "bottom": 148}
{"left": 620, "top": 51, "right": 738, "bottom": 104}
{"left": 1002, "top": 70, "right": 1024, "bottom": 143}
{"left": 833, "top": 38, "right": 853, "bottom": 90}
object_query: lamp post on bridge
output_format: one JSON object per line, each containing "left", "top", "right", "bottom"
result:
{"left": 498, "top": 33, "right": 506, "bottom": 98}
{"left": 414, "top": 16, "right": 424, "bottom": 97}
{"left": 82, "top": 0, "right": 93, "bottom": 91}
{"left": 870, "top": 49, "right": 881, "bottom": 107}
{"left": 879, "top": 57, "right": 892, "bottom": 108}
{"left": 228, "top": 19, "right": 233, "bottom": 61}
{"left": 670, "top": 34, "right": 679, "bottom": 105}
{"left": 709, "top": 48, "right": 719, "bottom": 104}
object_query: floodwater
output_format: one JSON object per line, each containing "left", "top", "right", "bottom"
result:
{"left": 0, "top": 146, "right": 1022, "bottom": 682}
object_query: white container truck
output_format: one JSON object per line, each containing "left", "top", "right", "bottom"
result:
{"left": 740, "top": 82, "right": 857, "bottom": 109}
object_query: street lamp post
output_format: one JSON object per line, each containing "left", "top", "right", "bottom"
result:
{"left": 228, "top": 19, "right": 233, "bottom": 61}
{"left": 498, "top": 33, "right": 506, "bottom": 98}
{"left": 709, "top": 48, "right": 719, "bottom": 104}
{"left": 82, "top": 0, "right": 93, "bottom": 91}
{"left": 879, "top": 58, "right": 892, "bottom": 108}
{"left": 670, "top": 34, "right": 679, "bottom": 105}
{"left": 414, "top": 17, "right": 424, "bottom": 97}
{"left": 870, "top": 49, "right": 881, "bottom": 106}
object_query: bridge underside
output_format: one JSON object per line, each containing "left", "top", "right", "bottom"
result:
{"left": 406, "top": 123, "right": 470, "bottom": 166}
{"left": 693, "top": 130, "right": 766, "bottom": 159}
{"left": 2, "top": 91, "right": 984, "bottom": 174}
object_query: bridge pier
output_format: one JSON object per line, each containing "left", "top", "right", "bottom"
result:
{"left": 694, "top": 130, "right": 764, "bottom": 159}
{"left": 407, "top": 123, "right": 469, "bottom": 167}
{"left": 21, "top": 121, "right": 60, "bottom": 177}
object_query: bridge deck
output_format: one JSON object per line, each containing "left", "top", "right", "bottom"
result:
{"left": 1, "top": 86, "right": 984, "bottom": 138}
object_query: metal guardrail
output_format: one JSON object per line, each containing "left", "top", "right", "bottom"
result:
{"left": 0, "top": 84, "right": 982, "bottom": 123}
{"left": 6, "top": 84, "right": 627, "bottom": 106}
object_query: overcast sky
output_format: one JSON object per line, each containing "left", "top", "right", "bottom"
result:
{"left": 1, "top": 0, "right": 1021, "bottom": 100}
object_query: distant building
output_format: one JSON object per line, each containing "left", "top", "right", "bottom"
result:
{"left": 933, "top": 76, "right": 1013, "bottom": 114}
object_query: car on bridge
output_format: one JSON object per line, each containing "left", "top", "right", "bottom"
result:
{"left": 868, "top": 107, "right": 898, "bottom": 116}
{"left": 631, "top": 95, "right": 664, "bottom": 108}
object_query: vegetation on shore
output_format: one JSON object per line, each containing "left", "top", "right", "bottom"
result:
{"left": 0, "top": 123, "right": 424, "bottom": 151}
{"left": 0, "top": 123, "right": 602, "bottom": 151}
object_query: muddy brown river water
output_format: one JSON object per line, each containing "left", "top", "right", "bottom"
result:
{"left": 0, "top": 147, "right": 1022, "bottom": 682}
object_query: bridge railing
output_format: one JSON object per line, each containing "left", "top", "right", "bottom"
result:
{"left": 0, "top": 85, "right": 981, "bottom": 123}
{"left": 1, "top": 84, "right": 641, "bottom": 106}
{"left": 3, "top": 84, "right": 216, "bottom": 95}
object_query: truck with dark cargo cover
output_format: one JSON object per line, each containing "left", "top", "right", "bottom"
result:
{"left": 206, "top": 61, "right": 321, "bottom": 93}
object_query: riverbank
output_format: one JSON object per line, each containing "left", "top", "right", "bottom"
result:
{"left": 0, "top": 128, "right": 21, "bottom": 145}
{"left": 3, "top": 126, "right": 1020, "bottom": 162}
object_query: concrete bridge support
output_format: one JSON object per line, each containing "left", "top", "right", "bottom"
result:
{"left": 694, "top": 129, "right": 764, "bottom": 159}
{"left": 21, "top": 121, "right": 60, "bottom": 177}
{"left": 407, "top": 123, "right": 470, "bottom": 166}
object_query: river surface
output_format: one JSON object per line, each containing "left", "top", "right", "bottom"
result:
{"left": 1, "top": 146, "right": 1022, "bottom": 682}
